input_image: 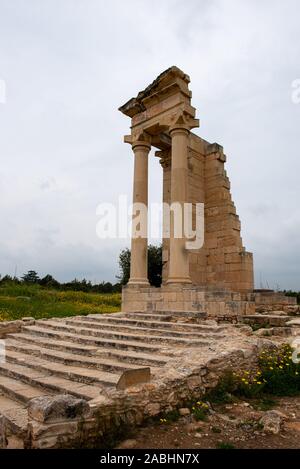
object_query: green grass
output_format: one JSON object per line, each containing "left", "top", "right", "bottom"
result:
{"left": 0, "top": 283, "right": 121, "bottom": 321}
{"left": 216, "top": 442, "right": 235, "bottom": 450}
{"left": 252, "top": 397, "right": 277, "bottom": 411}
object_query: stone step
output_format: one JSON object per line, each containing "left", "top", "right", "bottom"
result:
{"left": 0, "top": 393, "right": 28, "bottom": 439}
{"left": 65, "top": 318, "right": 224, "bottom": 340}
{"left": 0, "top": 374, "right": 53, "bottom": 404}
{"left": 8, "top": 333, "right": 168, "bottom": 366}
{"left": 20, "top": 325, "right": 171, "bottom": 354}
{"left": 0, "top": 362, "right": 101, "bottom": 400}
{"left": 4, "top": 349, "right": 120, "bottom": 387}
{"left": 122, "top": 312, "right": 208, "bottom": 322}
{"left": 5, "top": 338, "right": 156, "bottom": 374}
{"left": 35, "top": 320, "right": 210, "bottom": 346}
{"left": 82, "top": 314, "right": 226, "bottom": 333}
{"left": 154, "top": 310, "right": 207, "bottom": 319}
{"left": 123, "top": 312, "right": 174, "bottom": 322}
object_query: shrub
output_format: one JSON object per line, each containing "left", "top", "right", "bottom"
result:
{"left": 191, "top": 401, "right": 210, "bottom": 421}
{"left": 258, "top": 344, "right": 300, "bottom": 396}
{"left": 205, "top": 370, "right": 237, "bottom": 403}
{"left": 159, "top": 409, "right": 180, "bottom": 424}
{"left": 232, "top": 369, "right": 266, "bottom": 398}
{"left": 206, "top": 344, "right": 300, "bottom": 402}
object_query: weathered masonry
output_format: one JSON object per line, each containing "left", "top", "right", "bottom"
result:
{"left": 119, "top": 66, "right": 256, "bottom": 315}
{"left": 0, "top": 67, "right": 298, "bottom": 450}
{"left": 119, "top": 67, "right": 297, "bottom": 316}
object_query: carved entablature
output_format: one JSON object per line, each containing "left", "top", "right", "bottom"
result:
{"left": 119, "top": 66, "right": 199, "bottom": 150}
{"left": 155, "top": 150, "right": 171, "bottom": 169}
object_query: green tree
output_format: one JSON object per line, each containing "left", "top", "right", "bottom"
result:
{"left": 39, "top": 274, "right": 60, "bottom": 288}
{"left": 0, "top": 274, "right": 14, "bottom": 284}
{"left": 21, "top": 270, "right": 40, "bottom": 284}
{"left": 118, "top": 244, "right": 162, "bottom": 287}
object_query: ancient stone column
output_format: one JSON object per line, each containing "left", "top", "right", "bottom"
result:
{"left": 128, "top": 140, "right": 151, "bottom": 286}
{"left": 167, "top": 126, "right": 192, "bottom": 285}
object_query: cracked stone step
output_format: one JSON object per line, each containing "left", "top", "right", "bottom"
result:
{"left": 147, "top": 311, "right": 207, "bottom": 319}
{"left": 79, "top": 314, "right": 226, "bottom": 333}
{"left": 20, "top": 325, "right": 171, "bottom": 354}
{"left": 65, "top": 318, "right": 225, "bottom": 340}
{"left": 123, "top": 313, "right": 174, "bottom": 322}
{"left": 7, "top": 333, "right": 169, "bottom": 366}
{"left": 0, "top": 393, "right": 28, "bottom": 439}
{"left": 0, "top": 375, "right": 53, "bottom": 404}
{"left": 4, "top": 349, "right": 121, "bottom": 387}
{"left": 5, "top": 338, "right": 158, "bottom": 374}
{"left": 35, "top": 320, "right": 211, "bottom": 346}
{"left": 123, "top": 311, "right": 212, "bottom": 325}
{"left": 0, "top": 362, "right": 101, "bottom": 401}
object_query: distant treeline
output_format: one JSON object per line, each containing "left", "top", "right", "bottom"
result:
{"left": 0, "top": 270, "right": 122, "bottom": 294}
{"left": 284, "top": 290, "right": 300, "bottom": 305}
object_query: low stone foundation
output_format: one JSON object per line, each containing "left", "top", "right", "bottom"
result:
{"left": 122, "top": 285, "right": 297, "bottom": 318}
{"left": 254, "top": 290, "right": 298, "bottom": 313}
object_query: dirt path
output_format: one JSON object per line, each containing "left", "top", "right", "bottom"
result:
{"left": 117, "top": 396, "right": 300, "bottom": 449}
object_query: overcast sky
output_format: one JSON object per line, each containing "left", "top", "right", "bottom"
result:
{"left": 0, "top": 0, "right": 299, "bottom": 289}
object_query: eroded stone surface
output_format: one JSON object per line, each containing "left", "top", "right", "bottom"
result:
{"left": 28, "top": 395, "right": 90, "bottom": 423}
{"left": 0, "top": 312, "right": 276, "bottom": 449}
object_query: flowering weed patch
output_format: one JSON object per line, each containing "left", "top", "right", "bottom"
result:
{"left": 258, "top": 344, "right": 300, "bottom": 396}
{"left": 191, "top": 401, "right": 210, "bottom": 421}
{"left": 207, "top": 344, "right": 300, "bottom": 401}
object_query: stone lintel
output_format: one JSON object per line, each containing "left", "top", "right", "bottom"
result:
{"left": 119, "top": 66, "right": 191, "bottom": 118}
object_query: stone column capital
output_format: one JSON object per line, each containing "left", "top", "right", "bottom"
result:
{"left": 169, "top": 126, "right": 190, "bottom": 137}
{"left": 124, "top": 132, "right": 152, "bottom": 152}
{"left": 132, "top": 140, "right": 152, "bottom": 152}
{"left": 169, "top": 111, "right": 199, "bottom": 136}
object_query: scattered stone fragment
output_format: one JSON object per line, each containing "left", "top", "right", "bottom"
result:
{"left": 179, "top": 408, "right": 190, "bottom": 416}
{"left": 186, "top": 422, "right": 206, "bottom": 433}
{"left": 259, "top": 411, "right": 283, "bottom": 435}
{"left": 116, "top": 439, "right": 137, "bottom": 449}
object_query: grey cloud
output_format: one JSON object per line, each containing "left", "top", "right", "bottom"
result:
{"left": 0, "top": 0, "right": 299, "bottom": 289}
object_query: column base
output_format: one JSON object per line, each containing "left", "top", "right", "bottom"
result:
{"left": 127, "top": 278, "right": 150, "bottom": 287}
{"left": 166, "top": 277, "right": 192, "bottom": 285}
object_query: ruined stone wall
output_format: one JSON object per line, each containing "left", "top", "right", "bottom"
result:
{"left": 203, "top": 141, "right": 254, "bottom": 292}
{"left": 161, "top": 133, "right": 254, "bottom": 293}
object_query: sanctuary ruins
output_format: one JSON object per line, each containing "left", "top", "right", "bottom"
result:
{"left": 120, "top": 66, "right": 293, "bottom": 316}
{"left": 0, "top": 67, "right": 298, "bottom": 449}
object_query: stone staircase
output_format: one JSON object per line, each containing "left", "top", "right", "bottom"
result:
{"left": 0, "top": 311, "right": 228, "bottom": 446}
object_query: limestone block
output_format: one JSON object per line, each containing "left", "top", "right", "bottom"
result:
{"left": 260, "top": 411, "right": 282, "bottom": 434}
{"left": 0, "top": 320, "right": 22, "bottom": 338}
{"left": 28, "top": 395, "right": 90, "bottom": 423}
{"left": 145, "top": 403, "right": 161, "bottom": 417}
{"left": 205, "top": 238, "right": 218, "bottom": 249}
{"left": 117, "top": 368, "right": 151, "bottom": 390}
